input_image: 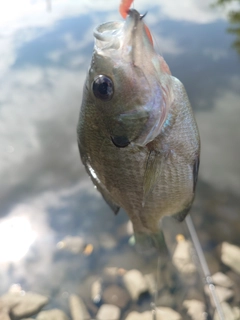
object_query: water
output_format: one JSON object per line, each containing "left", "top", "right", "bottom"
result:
{"left": 0, "top": 0, "right": 240, "bottom": 319}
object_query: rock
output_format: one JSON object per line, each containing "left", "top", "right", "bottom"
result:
{"left": 144, "top": 273, "right": 156, "bottom": 295}
{"left": 91, "top": 278, "right": 102, "bottom": 304}
{"left": 0, "top": 302, "right": 11, "bottom": 320}
{"left": 156, "top": 307, "right": 182, "bottom": 320}
{"left": 213, "top": 302, "right": 235, "bottom": 320}
{"left": 212, "top": 272, "right": 234, "bottom": 288}
{"left": 221, "top": 242, "right": 240, "bottom": 274}
{"left": 117, "top": 221, "right": 133, "bottom": 239}
{"left": 102, "top": 285, "right": 130, "bottom": 308}
{"left": 232, "top": 306, "right": 240, "bottom": 319}
{"left": 102, "top": 267, "right": 126, "bottom": 283}
{"left": 69, "top": 294, "right": 90, "bottom": 320}
{"left": 156, "top": 290, "right": 175, "bottom": 308}
{"left": 0, "top": 292, "right": 48, "bottom": 318}
{"left": 96, "top": 304, "right": 120, "bottom": 320}
{"left": 172, "top": 240, "right": 197, "bottom": 275}
{"left": 183, "top": 299, "right": 206, "bottom": 320}
{"left": 37, "top": 309, "right": 69, "bottom": 320}
{"left": 123, "top": 269, "right": 148, "bottom": 301}
{"left": 57, "top": 236, "right": 86, "bottom": 254}
{"left": 204, "top": 285, "right": 233, "bottom": 306}
{"left": 125, "top": 311, "right": 152, "bottom": 320}
{"left": 99, "top": 233, "right": 117, "bottom": 250}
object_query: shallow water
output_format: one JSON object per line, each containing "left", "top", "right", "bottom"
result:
{"left": 0, "top": 0, "right": 240, "bottom": 319}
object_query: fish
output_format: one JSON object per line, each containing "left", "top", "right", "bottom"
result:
{"left": 77, "top": 0, "right": 200, "bottom": 248}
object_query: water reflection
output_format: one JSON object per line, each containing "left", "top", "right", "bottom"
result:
{"left": 0, "top": 0, "right": 240, "bottom": 319}
{"left": 213, "top": 0, "right": 240, "bottom": 55}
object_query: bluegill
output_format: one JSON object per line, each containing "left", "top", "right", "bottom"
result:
{"left": 77, "top": 9, "right": 200, "bottom": 240}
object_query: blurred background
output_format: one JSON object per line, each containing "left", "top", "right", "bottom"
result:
{"left": 0, "top": 0, "right": 240, "bottom": 319}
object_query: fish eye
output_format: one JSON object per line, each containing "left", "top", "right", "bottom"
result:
{"left": 92, "top": 75, "right": 114, "bottom": 101}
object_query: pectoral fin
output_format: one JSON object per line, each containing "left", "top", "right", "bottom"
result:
{"left": 143, "top": 150, "right": 166, "bottom": 206}
{"left": 80, "top": 150, "right": 120, "bottom": 215}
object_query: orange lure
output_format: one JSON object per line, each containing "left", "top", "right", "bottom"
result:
{"left": 119, "top": 0, "right": 153, "bottom": 45}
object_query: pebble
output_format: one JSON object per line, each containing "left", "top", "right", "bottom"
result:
{"left": 221, "top": 242, "right": 240, "bottom": 274}
{"left": 117, "top": 221, "right": 133, "bottom": 239}
{"left": 125, "top": 311, "right": 152, "bottom": 320}
{"left": 144, "top": 273, "right": 156, "bottom": 295}
{"left": 37, "top": 309, "right": 69, "bottom": 320}
{"left": 96, "top": 304, "right": 120, "bottom": 320}
{"left": 156, "top": 307, "right": 182, "bottom": 320}
{"left": 123, "top": 269, "right": 148, "bottom": 301}
{"left": 213, "top": 302, "right": 235, "bottom": 320}
{"left": 204, "top": 285, "right": 234, "bottom": 306}
{"left": 57, "top": 236, "right": 86, "bottom": 254}
{"left": 0, "top": 302, "right": 11, "bottom": 320}
{"left": 156, "top": 290, "right": 175, "bottom": 308}
{"left": 172, "top": 239, "right": 197, "bottom": 275}
{"left": 102, "top": 267, "right": 126, "bottom": 283}
{"left": 91, "top": 278, "right": 102, "bottom": 304}
{"left": 0, "top": 292, "right": 49, "bottom": 318}
{"left": 212, "top": 272, "right": 234, "bottom": 288}
{"left": 69, "top": 294, "right": 90, "bottom": 320}
{"left": 102, "top": 285, "right": 130, "bottom": 308}
{"left": 183, "top": 299, "right": 206, "bottom": 320}
{"left": 99, "top": 233, "right": 117, "bottom": 250}
{"left": 232, "top": 306, "right": 240, "bottom": 319}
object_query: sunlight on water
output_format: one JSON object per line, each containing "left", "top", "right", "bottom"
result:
{"left": 0, "top": 217, "right": 37, "bottom": 263}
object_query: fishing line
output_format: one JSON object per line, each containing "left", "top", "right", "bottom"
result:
{"left": 185, "top": 214, "right": 225, "bottom": 320}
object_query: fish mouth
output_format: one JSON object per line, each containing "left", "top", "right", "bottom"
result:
{"left": 93, "top": 9, "right": 148, "bottom": 59}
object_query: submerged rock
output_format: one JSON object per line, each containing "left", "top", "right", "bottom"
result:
{"left": 37, "top": 309, "right": 69, "bottom": 320}
{"left": 212, "top": 272, "right": 234, "bottom": 288}
{"left": 172, "top": 239, "right": 196, "bottom": 275}
{"left": 69, "top": 294, "right": 90, "bottom": 320}
{"left": 91, "top": 278, "right": 102, "bottom": 304}
{"left": 213, "top": 302, "right": 235, "bottom": 320}
{"left": 204, "top": 285, "right": 234, "bottom": 306}
{"left": 0, "top": 292, "right": 48, "bottom": 318}
{"left": 156, "top": 307, "right": 182, "bottom": 320}
{"left": 123, "top": 269, "right": 148, "bottom": 301}
{"left": 102, "top": 285, "right": 130, "bottom": 308}
{"left": 96, "top": 304, "right": 120, "bottom": 320}
{"left": 183, "top": 299, "right": 206, "bottom": 320}
{"left": 57, "top": 236, "right": 86, "bottom": 254}
{"left": 125, "top": 311, "right": 152, "bottom": 320}
{"left": 221, "top": 242, "right": 240, "bottom": 274}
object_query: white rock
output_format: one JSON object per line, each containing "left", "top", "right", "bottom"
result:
{"left": 91, "top": 278, "right": 102, "bottom": 303}
{"left": 96, "top": 304, "right": 120, "bottom": 320}
{"left": 69, "top": 294, "right": 90, "bottom": 320}
{"left": 156, "top": 307, "right": 182, "bottom": 320}
{"left": 204, "top": 285, "right": 233, "bottom": 306}
{"left": 37, "top": 309, "right": 69, "bottom": 320}
{"left": 0, "top": 292, "right": 48, "bottom": 318}
{"left": 221, "top": 242, "right": 240, "bottom": 274}
{"left": 125, "top": 311, "right": 152, "bottom": 320}
{"left": 212, "top": 272, "right": 234, "bottom": 288}
{"left": 213, "top": 302, "right": 235, "bottom": 320}
{"left": 232, "top": 306, "right": 240, "bottom": 319}
{"left": 172, "top": 240, "right": 196, "bottom": 274}
{"left": 183, "top": 299, "right": 206, "bottom": 320}
{"left": 99, "top": 233, "right": 117, "bottom": 250}
{"left": 144, "top": 273, "right": 156, "bottom": 295}
{"left": 0, "top": 303, "right": 11, "bottom": 320}
{"left": 57, "top": 236, "right": 85, "bottom": 254}
{"left": 123, "top": 269, "right": 148, "bottom": 301}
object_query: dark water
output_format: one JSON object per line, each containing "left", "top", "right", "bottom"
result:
{"left": 0, "top": 0, "right": 240, "bottom": 319}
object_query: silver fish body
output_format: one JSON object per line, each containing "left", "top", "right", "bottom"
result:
{"left": 77, "top": 9, "right": 200, "bottom": 236}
